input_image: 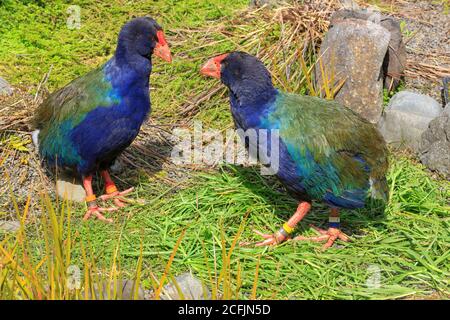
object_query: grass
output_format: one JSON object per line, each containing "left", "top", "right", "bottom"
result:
{"left": 0, "top": 0, "right": 246, "bottom": 125}
{"left": 2, "top": 158, "right": 449, "bottom": 299}
{"left": 1, "top": 0, "right": 449, "bottom": 300}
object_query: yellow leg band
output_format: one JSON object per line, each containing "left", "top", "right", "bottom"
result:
{"left": 282, "top": 223, "right": 294, "bottom": 234}
{"left": 106, "top": 185, "right": 118, "bottom": 194}
{"left": 85, "top": 194, "right": 96, "bottom": 202}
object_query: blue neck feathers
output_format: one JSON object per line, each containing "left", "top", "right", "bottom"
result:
{"left": 114, "top": 42, "right": 152, "bottom": 80}
{"left": 228, "top": 79, "right": 278, "bottom": 129}
{"left": 105, "top": 51, "right": 151, "bottom": 99}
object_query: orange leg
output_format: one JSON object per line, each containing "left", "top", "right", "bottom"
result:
{"left": 99, "top": 170, "right": 134, "bottom": 208}
{"left": 82, "top": 175, "right": 116, "bottom": 223}
{"left": 241, "top": 201, "right": 312, "bottom": 247}
{"left": 293, "top": 208, "right": 350, "bottom": 249}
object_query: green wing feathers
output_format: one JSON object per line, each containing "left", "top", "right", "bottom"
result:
{"left": 33, "top": 66, "right": 116, "bottom": 131}
{"left": 270, "top": 93, "right": 389, "bottom": 199}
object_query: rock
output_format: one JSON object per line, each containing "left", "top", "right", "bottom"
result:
{"left": 249, "top": 0, "right": 282, "bottom": 8}
{"left": 330, "top": 8, "right": 378, "bottom": 24}
{"left": 56, "top": 171, "right": 86, "bottom": 202}
{"left": 0, "top": 220, "right": 21, "bottom": 233}
{"left": 420, "top": 139, "right": 450, "bottom": 178}
{"left": 110, "top": 159, "right": 124, "bottom": 173}
{"left": 419, "top": 105, "right": 450, "bottom": 178}
{"left": 444, "top": 103, "right": 450, "bottom": 116}
{"left": 330, "top": 9, "right": 406, "bottom": 92}
{"left": 160, "top": 272, "right": 211, "bottom": 300}
{"left": 315, "top": 18, "right": 391, "bottom": 123}
{"left": 0, "top": 77, "right": 13, "bottom": 96}
{"left": 91, "top": 279, "right": 145, "bottom": 300}
{"left": 385, "top": 91, "right": 442, "bottom": 116}
{"left": 443, "top": 78, "right": 450, "bottom": 105}
{"left": 380, "top": 17, "right": 407, "bottom": 91}
{"left": 378, "top": 91, "right": 443, "bottom": 152}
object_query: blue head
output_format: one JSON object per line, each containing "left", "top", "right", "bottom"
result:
{"left": 114, "top": 17, "right": 172, "bottom": 74}
{"left": 200, "top": 51, "right": 277, "bottom": 107}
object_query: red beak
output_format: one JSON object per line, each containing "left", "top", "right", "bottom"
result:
{"left": 200, "top": 54, "right": 228, "bottom": 79}
{"left": 154, "top": 30, "right": 172, "bottom": 63}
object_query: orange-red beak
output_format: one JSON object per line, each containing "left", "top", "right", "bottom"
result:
{"left": 154, "top": 30, "right": 172, "bottom": 63}
{"left": 200, "top": 53, "right": 228, "bottom": 79}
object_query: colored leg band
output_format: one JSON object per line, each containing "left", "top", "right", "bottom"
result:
{"left": 282, "top": 223, "right": 294, "bottom": 234}
{"left": 329, "top": 216, "right": 340, "bottom": 228}
{"left": 85, "top": 194, "right": 96, "bottom": 202}
{"left": 106, "top": 185, "right": 118, "bottom": 194}
{"left": 277, "top": 228, "right": 289, "bottom": 239}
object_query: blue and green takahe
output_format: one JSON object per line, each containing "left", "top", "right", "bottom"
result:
{"left": 200, "top": 52, "right": 388, "bottom": 248}
{"left": 32, "top": 17, "right": 172, "bottom": 222}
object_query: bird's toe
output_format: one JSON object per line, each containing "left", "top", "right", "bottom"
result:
{"left": 83, "top": 206, "right": 116, "bottom": 223}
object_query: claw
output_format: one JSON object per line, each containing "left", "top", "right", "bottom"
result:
{"left": 309, "top": 224, "right": 329, "bottom": 235}
{"left": 240, "top": 229, "right": 288, "bottom": 247}
{"left": 293, "top": 226, "right": 350, "bottom": 249}
{"left": 99, "top": 187, "right": 134, "bottom": 201}
{"left": 99, "top": 187, "right": 142, "bottom": 207}
{"left": 83, "top": 206, "right": 116, "bottom": 223}
{"left": 253, "top": 229, "right": 275, "bottom": 239}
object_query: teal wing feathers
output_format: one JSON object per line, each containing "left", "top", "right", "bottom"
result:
{"left": 265, "top": 93, "right": 388, "bottom": 202}
{"left": 33, "top": 64, "right": 120, "bottom": 167}
{"left": 33, "top": 65, "right": 118, "bottom": 130}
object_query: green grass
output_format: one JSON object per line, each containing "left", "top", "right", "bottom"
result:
{"left": 383, "top": 80, "right": 405, "bottom": 107}
{"left": 1, "top": 0, "right": 449, "bottom": 300}
{"left": 95, "top": 159, "right": 449, "bottom": 299}
{"left": 4, "top": 157, "right": 448, "bottom": 299}
{"left": 0, "top": 0, "right": 245, "bottom": 87}
{"left": 0, "top": 0, "right": 246, "bottom": 124}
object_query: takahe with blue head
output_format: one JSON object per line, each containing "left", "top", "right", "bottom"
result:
{"left": 32, "top": 17, "right": 172, "bottom": 222}
{"left": 200, "top": 52, "right": 388, "bottom": 248}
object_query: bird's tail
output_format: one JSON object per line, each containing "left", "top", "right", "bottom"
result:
{"left": 369, "top": 177, "right": 389, "bottom": 202}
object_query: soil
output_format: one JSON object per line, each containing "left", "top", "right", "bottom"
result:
{"left": 395, "top": 0, "right": 450, "bottom": 104}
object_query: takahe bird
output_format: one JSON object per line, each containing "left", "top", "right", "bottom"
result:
{"left": 200, "top": 52, "right": 388, "bottom": 248}
{"left": 32, "top": 17, "right": 172, "bottom": 222}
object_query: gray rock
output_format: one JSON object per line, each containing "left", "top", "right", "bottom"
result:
{"left": 443, "top": 103, "right": 450, "bottom": 117}
{"left": 160, "top": 272, "right": 211, "bottom": 300}
{"left": 330, "top": 9, "right": 406, "bottom": 92}
{"left": 56, "top": 172, "right": 86, "bottom": 202}
{"left": 315, "top": 18, "right": 391, "bottom": 123}
{"left": 0, "top": 77, "right": 13, "bottom": 96}
{"left": 387, "top": 91, "right": 442, "bottom": 116}
{"left": 249, "top": 0, "right": 282, "bottom": 8}
{"left": 378, "top": 91, "right": 443, "bottom": 152}
{"left": 419, "top": 110, "right": 450, "bottom": 179}
{"left": 91, "top": 279, "right": 145, "bottom": 300}
{"left": 420, "top": 140, "right": 450, "bottom": 178}
{"left": 110, "top": 159, "right": 124, "bottom": 173}
{"left": 0, "top": 220, "right": 21, "bottom": 233}
{"left": 380, "top": 17, "right": 407, "bottom": 91}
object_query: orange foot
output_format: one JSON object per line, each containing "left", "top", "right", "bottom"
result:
{"left": 240, "top": 229, "right": 289, "bottom": 247}
{"left": 99, "top": 187, "right": 134, "bottom": 208}
{"left": 83, "top": 205, "right": 117, "bottom": 223}
{"left": 293, "top": 225, "right": 350, "bottom": 249}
